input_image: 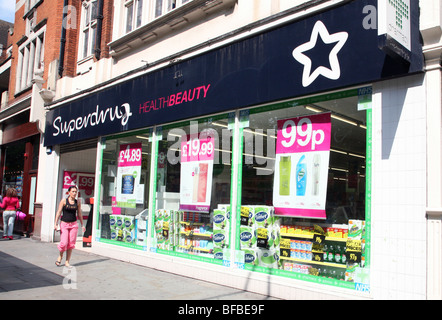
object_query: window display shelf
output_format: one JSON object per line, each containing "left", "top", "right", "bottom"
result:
{"left": 178, "top": 245, "right": 213, "bottom": 253}
{"left": 180, "top": 221, "right": 207, "bottom": 226}
{"left": 280, "top": 232, "right": 347, "bottom": 242}
{"left": 280, "top": 256, "right": 347, "bottom": 269}
{"left": 180, "top": 231, "right": 213, "bottom": 238}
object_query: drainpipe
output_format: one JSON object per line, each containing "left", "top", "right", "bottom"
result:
{"left": 58, "top": 0, "right": 69, "bottom": 77}
{"left": 94, "top": 0, "right": 104, "bottom": 60}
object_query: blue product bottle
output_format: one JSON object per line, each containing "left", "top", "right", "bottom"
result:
{"left": 296, "top": 155, "right": 307, "bottom": 196}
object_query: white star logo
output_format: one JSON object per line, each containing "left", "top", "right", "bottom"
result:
{"left": 292, "top": 20, "right": 348, "bottom": 87}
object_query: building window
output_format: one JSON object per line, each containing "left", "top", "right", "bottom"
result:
{"left": 15, "top": 32, "right": 45, "bottom": 93}
{"left": 80, "top": 0, "right": 98, "bottom": 59}
{"left": 154, "top": 0, "right": 189, "bottom": 19}
{"left": 125, "top": 0, "right": 144, "bottom": 33}
{"left": 25, "top": 0, "right": 42, "bottom": 14}
{"left": 123, "top": 0, "right": 191, "bottom": 34}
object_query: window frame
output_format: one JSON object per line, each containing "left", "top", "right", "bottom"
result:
{"left": 78, "top": 0, "right": 98, "bottom": 61}
{"left": 15, "top": 28, "right": 45, "bottom": 94}
{"left": 124, "top": 0, "right": 145, "bottom": 34}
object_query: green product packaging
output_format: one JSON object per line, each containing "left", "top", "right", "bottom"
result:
{"left": 253, "top": 206, "right": 273, "bottom": 228}
{"left": 279, "top": 156, "right": 291, "bottom": 196}
{"left": 213, "top": 209, "right": 229, "bottom": 230}
{"left": 123, "top": 216, "right": 135, "bottom": 232}
{"left": 242, "top": 249, "right": 258, "bottom": 265}
{"left": 213, "top": 229, "right": 227, "bottom": 248}
{"left": 257, "top": 248, "right": 279, "bottom": 268}
{"left": 239, "top": 226, "right": 256, "bottom": 249}
{"left": 213, "top": 248, "right": 224, "bottom": 260}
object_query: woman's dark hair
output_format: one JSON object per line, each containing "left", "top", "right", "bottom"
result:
{"left": 6, "top": 188, "right": 17, "bottom": 198}
{"left": 68, "top": 186, "right": 78, "bottom": 192}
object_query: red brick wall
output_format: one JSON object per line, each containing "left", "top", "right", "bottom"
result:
{"left": 7, "top": 0, "right": 114, "bottom": 107}
{"left": 8, "top": 0, "right": 64, "bottom": 105}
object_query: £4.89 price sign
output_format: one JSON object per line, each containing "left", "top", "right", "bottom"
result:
{"left": 273, "top": 113, "right": 331, "bottom": 219}
{"left": 116, "top": 143, "right": 143, "bottom": 208}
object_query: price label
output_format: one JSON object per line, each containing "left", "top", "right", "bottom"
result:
{"left": 240, "top": 206, "right": 250, "bottom": 226}
{"left": 119, "top": 143, "right": 142, "bottom": 167}
{"left": 256, "top": 228, "right": 268, "bottom": 248}
{"left": 346, "top": 252, "right": 361, "bottom": 263}
{"left": 280, "top": 248, "right": 291, "bottom": 258}
{"left": 280, "top": 239, "right": 291, "bottom": 259}
{"left": 280, "top": 238, "right": 291, "bottom": 249}
{"left": 276, "top": 113, "right": 331, "bottom": 154}
{"left": 181, "top": 135, "right": 215, "bottom": 162}
{"left": 312, "top": 252, "right": 324, "bottom": 262}
{"left": 162, "top": 221, "right": 169, "bottom": 239}
{"left": 346, "top": 239, "right": 362, "bottom": 263}
{"left": 313, "top": 234, "right": 326, "bottom": 246}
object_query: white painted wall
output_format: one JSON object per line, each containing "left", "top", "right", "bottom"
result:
{"left": 371, "top": 74, "right": 427, "bottom": 299}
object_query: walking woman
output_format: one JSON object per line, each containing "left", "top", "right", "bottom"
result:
{"left": 54, "top": 186, "right": 85, "bottom": 267}
{"left": 1, "top": 188, "right": 20, "bottom": 240}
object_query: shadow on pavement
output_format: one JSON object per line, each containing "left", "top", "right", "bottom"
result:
{"left": 0, "top": 250, "right": 64, "bottom": 293}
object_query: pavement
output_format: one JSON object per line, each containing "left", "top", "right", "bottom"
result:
{"left": 0, "top": 233, "right": 279, "bottom": 301}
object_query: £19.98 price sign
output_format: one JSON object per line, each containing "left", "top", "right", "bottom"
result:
{"left": 180, "top": 133, "right": 215, "bottom": 213}
{"left": 273, "top": 113, "right": 331, "bottom": 219}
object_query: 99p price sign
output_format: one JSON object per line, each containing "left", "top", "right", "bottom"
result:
{"left": 276, "top": 113, "right": 331, "bottom": 154}
{"left": 273, "top": 113, "right": 331, "bottom": 219}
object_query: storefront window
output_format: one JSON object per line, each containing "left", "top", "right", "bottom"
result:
{"left": 153, "top": 114, "right": 233, "bottom": 262}
{"left": 97, "top": 129, "right": 152, "bottom": 249}
{"left": 2, "top": 143, "right": 25, "bottom": 197}
{"left": 237, "top": 89, "right": 371, "bottom": 290}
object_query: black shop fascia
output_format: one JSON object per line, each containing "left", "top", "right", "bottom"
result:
{"left": 44, "top": 0, "right": 423, "bottom": 148}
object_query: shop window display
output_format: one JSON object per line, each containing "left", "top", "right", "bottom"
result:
{"left": 153, "top": 114, "right": 233, "bottom": 262}
{"left": 95, "top": 88, "right": 371, "bottom": 290}
{"left": 97, "top": 130, "right": 152, "bottom": 249}
{"left": 238, "top": 90, "right": 370, "bottom": 289}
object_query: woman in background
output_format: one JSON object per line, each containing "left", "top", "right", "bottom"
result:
{"left": 1, "top": 188, "right": 20, "bottom": 240}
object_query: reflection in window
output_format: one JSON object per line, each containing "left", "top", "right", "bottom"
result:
{"left": 98, "top": 132, "right": 152, "bottom": 249}
{"left": 155, "top": 117, "right": 232, "bottom": 260}
{"left": 239, "top": 93, "right": 370, "bottom": 285}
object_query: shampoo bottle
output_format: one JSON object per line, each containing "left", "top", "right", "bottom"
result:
{"left": 312, "top": 154, "right": 321, "bottom": 196}
{"left": 279, "top": 156, "right": 291, "bottom": 196}
{"left": 296, "top": 155, "right": 307, "bottom": 196}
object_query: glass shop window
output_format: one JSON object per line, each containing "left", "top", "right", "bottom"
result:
{"left": 238, "top": 90, "right": 370, "bottom": 290}
{"left": 98, "top": 130, "right": 152, "bottom": 249}
{"left": 154, "top": 114, "right": 233, "bottom": 261}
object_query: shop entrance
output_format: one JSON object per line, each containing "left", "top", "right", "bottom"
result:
{"left": 55, "top": 139, "right": 97, "bottom": 243}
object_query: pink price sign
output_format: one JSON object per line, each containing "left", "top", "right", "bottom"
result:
{"left": 276, "top": 113, "right": 331, "bottom": 154}
{"left": 118, "top": 143, "right": 142, "bottom": 167}
{"left": 181, "top": 135, "right": 215, "bottom": 163}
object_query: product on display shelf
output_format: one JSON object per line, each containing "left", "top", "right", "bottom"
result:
{"left": 279, "top": 156, "right": 291, "bottom": 196}
{"left": 242, "top": 248, "right": 258, "bottom": 266}
{"left": 178, "top": 210, "right": 214, "bottom": 257}
{"left": 344, "top": 219, "right": 367, "bottom": 282}
{"left": 239, "top": 206, "right": 283, "bottom": 267}
{"left": 256, "top": 248, "right": 280, "bottom": 269}
{"left": 239, "top": 225, "right": 256, "bottom": 249}
{"left": 296, "top": 154, "right": 307, "bottom": 196}
{"left": 155, "top": 209, "right": 179, "bottom": 251}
